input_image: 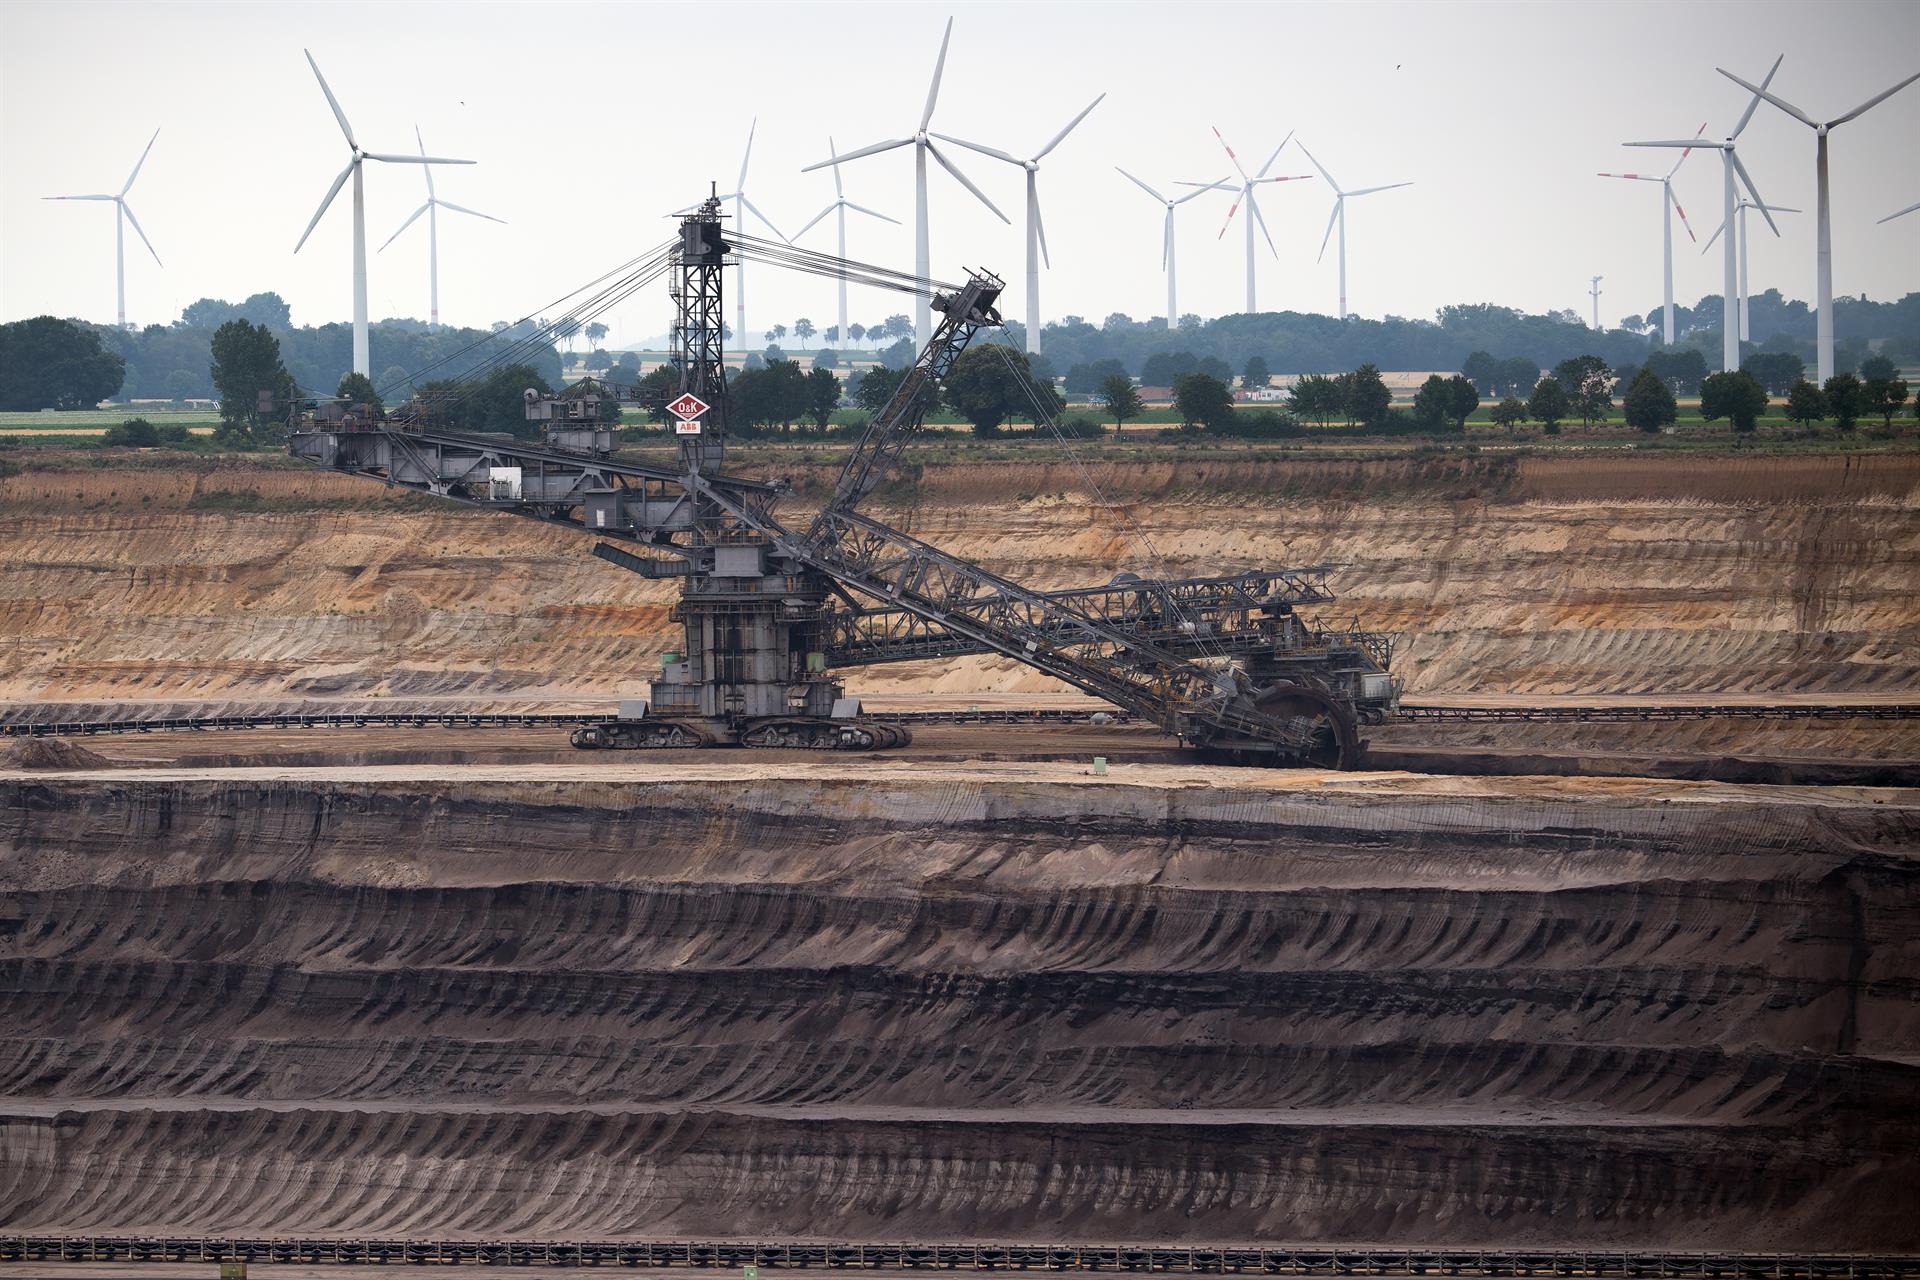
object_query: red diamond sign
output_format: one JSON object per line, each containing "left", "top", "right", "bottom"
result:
{"left": 666, "top": 393, "right": 709, "bottom": 421}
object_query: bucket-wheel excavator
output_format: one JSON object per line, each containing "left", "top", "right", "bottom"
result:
{"left": 288, "top": 199, "right": 1397, "bottom": 767}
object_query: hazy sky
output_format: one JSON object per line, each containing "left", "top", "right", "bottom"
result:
{"left": 4, "top": 0, "right": 1917, "bottom": 347}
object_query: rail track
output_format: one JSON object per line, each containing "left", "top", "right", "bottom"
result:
{"left": 2, "top": 703, "right": 1915, "bottom": 739}
{"left": 1, "top": 1237, "right": 1911, "bottom": 1276}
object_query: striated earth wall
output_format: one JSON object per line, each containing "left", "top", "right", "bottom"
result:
{"left": 1, "top": 452, "right": 1916, "bottom": 704}
{"left": 1, "top": 765, "right": 1917, "bottom": 1246}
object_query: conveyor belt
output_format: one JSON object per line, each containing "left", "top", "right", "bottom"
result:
{"left": 1, "top": 1236, "right": 1911, "bottom": 1275}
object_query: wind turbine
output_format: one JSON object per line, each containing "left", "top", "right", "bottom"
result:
{"left": 1115, "top": 168, "right": 1232, "bottom": 331}
{"left": 713, "top": 120, "right": 789, "bottom": 350}
{"left": 1881, "top": 200, "right": 1920, "bottom": 225}
{"left": 932, "top": 93, "right": 1106, "bottom": 355}
{"left": 1716, "top": 60, "right": 1920, "bottom": 382}
{"left": 1597, "top": 123, "right": 1704, "bottom": 345}
{"left": 1702, "top": 197, "right": 1799, "bottom": 345}
{"left": 1178, "top": 128, "right": 1313, "bottom": 315}
{"left": 378, "top": 126, "right": 504, "bottom": 333}
{"left": 1627, "top": 57, "right": 1781, "bottom": 373}
{"left": 43, "top": 128, "right": 162, "bottom": 329}
{"left": 793, "top": 136, "right": 900, "bottom": 353}
{"left": 1295, "top": 141, "right": 1412, "bottom": 321}
{"left": 295, "top": 49, "right": 473, "bottom": 376}
{"left": 1589, "top": 276, "right": 1604, "bottom": 331}
{"left": 803, "top": 17, "right": 1010, "bottom": 345}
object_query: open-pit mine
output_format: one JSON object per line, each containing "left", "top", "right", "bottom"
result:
{"left": 2, "top": 443, "right": 1916, "bottom": 1258}
{"left": 2, "top": 215, "right": 1917, "bottom": 1258}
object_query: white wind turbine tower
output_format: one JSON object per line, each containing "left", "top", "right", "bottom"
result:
{"left": 1628, "top": 58, "right": 1781, "bottom": 374}
{"left": 1702, "top": 197, "right": 1799, "bottom": 345}
{"left": 1178, "top": 128, "right": 1313, "bottom": 315}
{"left": 1596, "top": 123, "right": 1704, "bottom": 346}
{"left": 804, "top": 17, "right": 1009, "bottom": 345}
{"left": 294, "top": 49, "right": 473, "bottom": 377}
{"left": 793, "top": 137, "right": 901, "bottom": 351}
{"left": 712, "top": 120, "right": 790, "bottom": 349}
{"left": 933, "top": 93, "right": 1106, "bottom": 355}
{"left": 43, "top": 128, "right": 162, "bottom": 329}
{"left": 1295, "top": 141, "right": 1412, "bottom": 321}
{"left": 1716, "top": 60, "right": 1920, "bottom": 382}
{"left": 378, "top": 126, "right": 504, "bottom": 334}
{"left": 1589, "top": 276, "right": 1604, "bottom": 330}
{"left": 1115, "top": 168, "right": 1232, "bottom": 331}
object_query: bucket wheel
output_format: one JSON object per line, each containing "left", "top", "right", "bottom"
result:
{"left": 1254, "top": 682, "right": 1360, "bottom": 770}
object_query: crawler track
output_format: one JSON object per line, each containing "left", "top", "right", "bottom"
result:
{"left": 1, "top": 1237, "right": 1911, "bottom": 1276}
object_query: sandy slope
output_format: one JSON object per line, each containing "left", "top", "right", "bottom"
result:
{"left": 2, "top": 453, "right": 1915, "bottom": 704}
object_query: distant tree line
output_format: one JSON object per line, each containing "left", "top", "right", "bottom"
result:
{"left": 1037, "top": 293, "right": 1920, "bottom": 387}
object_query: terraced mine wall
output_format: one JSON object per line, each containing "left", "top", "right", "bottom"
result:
{"left": 2, "top": 765, "right": 1916, "bottom": 1246}
{"left": 1, "top": 451, "right": 1915, "bottom": 704}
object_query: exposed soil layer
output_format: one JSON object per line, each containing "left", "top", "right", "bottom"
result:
{"left": 2, "top": 764, "right": 1917, "bottom": 1247}
{"left": 4, "top": 453, "right": 1916, "bottom": 707}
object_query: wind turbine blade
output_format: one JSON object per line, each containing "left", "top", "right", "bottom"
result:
{"left": 1247, "top": 189, "right": 1277, "bottom": 259}
{"left": 120, "top": 126, "right": 160, "bottom": 196}
{"left": 1251, "top": 174, "right": 1316, "bottom": 185}
{"left": 1215, "top": 193, "right": 1242, "bottom": 240}
{"left": 737, "top": 118, "right": 756, "bottom": 193}
{"left": 1173, "top": 178, "right": 1233, "bottom": 204}
{"left": 802, "top": 138, "right": 910, "bottom": 172}
{"left": 930, "top": 132, "right": 1022, "bottom": 165}
{"left": 828, "top": 136, "right": 843, "bottom": 197}
{"left": 924, "top": 140, "right": 1010, "bottom": 223}
{"left": 1701, "top": 219, "right": 1725, "bottom": 253}
{"left": 843, "top": 200, "right": 900, "bottom": 225}
{"left": 1665, "top": 122, "right": 1708, "bottom": 178}
{"left": 1033, "top": 190, "right": 1052, "bottom": 269}
{"left": 1211, "top": 127, "right": 1250, "bottom": 183}
{"left": 1294, "top": 139, "right": 1339, "bottom": 192}
{"left": 1596, "top": 173, "right": 1663, "bottom": 182}
{"left": 792, "top": 204, "right": 836, "bottom": 240}
{"left": 1116, "top": 166, "right": 1167, "bottom": 203}
{"left": 1730, "top": 152, "right": 1779, "bottom": 236}
{"left": 1316, "top": 199, "right": 1340, "bottom": 263}
{"left": 1830, "top": 69, "right": 1920, "bottom": 126}
{"left": 119, "top": 201, "right": 162, "bottom": 266}
{"left": 1878, "top": 200, "right": 1920, "bottom": 225}
{"left": 1343, "top": 181, "right": 1412, "bottom": 198}
{"left": 304, "top": 49, "right": 356, "bottom": 149}
{"left": 363, "top": 152, "right": 474, "bottom": 165}
{"left": 1625, "top": 140, "right": 1715, "bottom": 149}
{"left": 1716, "top": 67, "right": 1813, "bottom": 128}
{"left": 1668, "top": 186, "right": 1698, "bottom": 242}
{"left": 1034, "top": 92, "right": 1105, "bottom": 160}
{"left": 1162, "top": 208, "right": 1172, "bottom": 271}
{"left": 920, "top": 16, "right": 953, "bottom": 132}
{"left": 378, "top": 202, "right": 432, "bottom": 252}
{"left": 1731, "top": 54, "right": 1783, "bottom": 139}
{"left": 1757, "top": 204, "right": 1802, "bottom": 214}
{"left": 436, "top": 199, "right": 505, "bottom": 224}
{"left": 1252, "top": 130, "right": 1293, "bottom": 180}
{"left": 43, "top": 194, "right": 116, "bottom": 201}
{"left": 294, "top": 159, "right": 356, "bottom": 253}
{"left": 416, "top": 125, "right": 437, "bottom": 197}
{"left": 738, "top": 193, "right": 789, "bottom": 242}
